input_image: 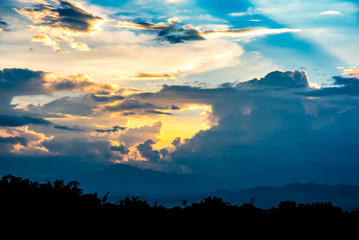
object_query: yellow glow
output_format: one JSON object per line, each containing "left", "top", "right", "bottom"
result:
{"left": 120, "top": 104, "right": 212, "bottom": 150}
{"left": 114, "top": 73, "right": 178, "bottom": 81}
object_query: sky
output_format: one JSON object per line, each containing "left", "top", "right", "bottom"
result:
{"left": 1, "top": 0, "right": 359, "bottom": 188}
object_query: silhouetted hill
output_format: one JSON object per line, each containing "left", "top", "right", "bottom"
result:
{"left": 69, "top": 164, "right": 225, "bottom": 196}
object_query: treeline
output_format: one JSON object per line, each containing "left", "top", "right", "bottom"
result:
{"left": 1, "top": 175, "right": 358, "bottom": 232}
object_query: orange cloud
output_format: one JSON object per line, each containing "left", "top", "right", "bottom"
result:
{"left": 0, "top": 126, "right": 53, "bottom": 154}
{"left": 344, "top": 68, "right": 359, "bottom": 78}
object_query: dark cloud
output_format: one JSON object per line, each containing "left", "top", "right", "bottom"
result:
{"left": 42, "top": 95, "right": 97, "bottom": 116}
{"left": 0, "top": 68, "right": 116, "bottom": 115}
{"left": 145, "top": 110, "right": 173, "bottom": 115}
{"left": 53, "top": 124, "right": 84, "bottom": 131}
{"left": 236, "top": 70, "right": 310, "bottom": 89}
{"left": 91, "top": 94, "right": 125, "bottom": 102}
{"left": 0, "top": 136, "right": 28, "bottom": 146}
{"left": 137, "top": 139, "right": 161, "bottom": 162}
{"left": 125, "top": 70, "right": 359, "bottom": 187}
{"left": 157, "top": 23, "right": 205, "bottom": 44}
{"left": 171, "top": 137, "right": 181, "bottom": 147}
{"left": 43, "top": 137, "right": 115, "bottom": 162}
{"left": 117, "top": 20, "right": 205, "bottom": 44}
{"left": 104, "top": 99, "right": 170, "bottom": 116}
{"left": 104, "top": 99, "right": 157, "bottom": 111}
{"left": 0, "top": 114, "right": 52, "bottom": 127}
{"left": 0, "top": 68, "right": 47, "bottom": 98}
{"left": 306, "top": 76, "right": 359, "bottom": 96}
{"left": 96, "top": 126, "right": 126, "bottom": 133}
{"left": 0, "top": 114, "right": 85, "bottom": 133}
{"left": 0, "top": 19, "right": 9, "bottom": 31}
{"left": 111, "top": 144, "right": 129, "bottom": 155}
{"left": 16, "top": 0, "right": 103, "bottom": 33}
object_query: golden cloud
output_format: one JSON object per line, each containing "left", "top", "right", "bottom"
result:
{"left": 43, "top": 72, "right": 116, "bottom": 93}
{"left": 133, "top": 73, "right": 178, "bottom": 80}
{"left": 0, "top": 126, "right": 53, "bottom": 154}
{"left": 15, "top": 0, "right": 104, "bottom": 52}
{"left": 343, "top": 68, "right": 359, "bottom": 78}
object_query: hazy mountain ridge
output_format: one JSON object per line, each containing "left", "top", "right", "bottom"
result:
{"left": 34, "top": 164, "right": 359, "bottom": 210}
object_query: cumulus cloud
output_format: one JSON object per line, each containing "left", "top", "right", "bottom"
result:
{"left": 236, "top": 70, "right": 310, "bottom": 89}
{"left": 136, "top": 139, "right": 161, "bottom": 162}
{"left": 117, "top": 70, "right": 359, "bottom": 186}
{"left": 306, "top": 76, "right": 359, "bottom": 96}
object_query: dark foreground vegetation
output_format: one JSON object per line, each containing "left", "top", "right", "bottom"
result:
{"left": 1, "top": 175, "right": 359, "bottom": 233}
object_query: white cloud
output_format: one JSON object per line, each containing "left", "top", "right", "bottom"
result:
{"left": 320, "top": 10, "right": 342, "bottom": 15}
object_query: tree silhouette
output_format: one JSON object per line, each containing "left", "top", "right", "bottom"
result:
{"left": 0, "top": 174, "right": 357, "bottom": 233}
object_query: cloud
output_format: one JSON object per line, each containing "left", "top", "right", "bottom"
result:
{"left": 0, "top": 126, "right": 53, "bottom": 154}
{"left": 104, "top": 99, "right": 160, "bottom": 112}
{"left": 16, "top": 0, "right": 102, "bottom": 32}
{"left": 53, "top": 124, "right": 84, "bottom": 131}
{"left": 0, "top": 68, "right": 116, "bottom": 109}
{"left": 116, "top": 21, "right": 169, "bottom": 30}
{"left": 236, "top": 70, "right": 310, "bottom": 89}
{"left": 116, "top": 20, "right": 205, "bottom": 44}
{"left": 15, "top": 0, "right": 103, "bottom": 51}
{"left": 91, "top": 94, "right": 125, "bottom": 102}
{"left": 201, "top": 28, "right": 301, "bottom": 39}
{"left": 119, "top": 121, "right": 162, "bottom": 148}
{"left": 229, "top": 7, "right": 262, "bottom": 17}
{"left": 132, "top": 73, "right": 178, "bottom": 80}
{"left": 0, "top": 114, "right": 52, "bottom": 127}
{"left": 96, "top": 126, "right": 126, "bottom": 133}
{"left": 136, "top": 139, "right": 161, "bottom": 162}
{"left": 117, "top": 70, "right": 359, "bottom": 186}
{"left": 111, "top": 144, "right": 129, "bottom": 155}
{"left": 102, "top": 99, "right": 175, "bottom": 116}
{"left": 41, "top": 95, "right": 97, "bottom": 116}
{"left": 145, "top": 110, "right": 173, "bottom": 115}
{"left": 116, "top": 18, "right": 300, "bottom": 43}
{"left": 42, "top": 136, "right": 116, "bottom": 162}
{"left": 0, "top": 19, "right": 9, "bottom": 32}
{"left": 343, "top": 68, "right": 359, "bottom": 78}
{"left": 306, "top": 75, "right": 359, "bottom": 96}
{"left": 320, "top": 10, "right": 342, "bottom": 15}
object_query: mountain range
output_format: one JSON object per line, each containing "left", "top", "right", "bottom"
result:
{"left": 36, "top": 164, "right": 359, "bottom": 210}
